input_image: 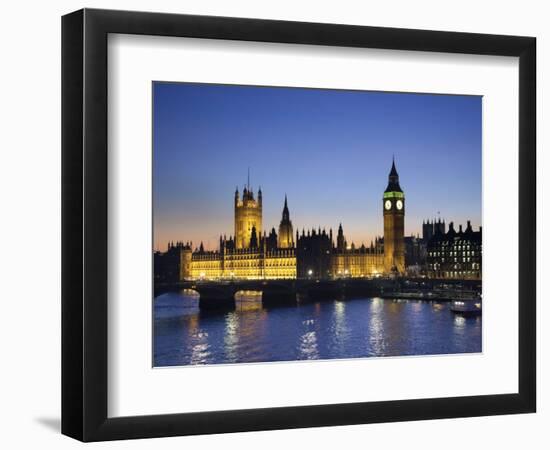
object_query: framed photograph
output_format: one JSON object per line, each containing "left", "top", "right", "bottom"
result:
{"left": 62, "top": 8, "right": 536, "bottom": 441}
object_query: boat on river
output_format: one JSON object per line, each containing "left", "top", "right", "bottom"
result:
{"left": 450, "top": 298, "right": 482, "bottom": 315}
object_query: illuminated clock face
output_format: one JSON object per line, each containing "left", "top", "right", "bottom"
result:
{"left": 384, "top": 200, "right": 392, "bottom": 210}
{"left": 396, "top": 200, "right": 403, "bottom": 210}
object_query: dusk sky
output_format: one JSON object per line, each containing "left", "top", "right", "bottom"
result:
{"left": 153, "top": 82, "right": 481, "bottom": 252}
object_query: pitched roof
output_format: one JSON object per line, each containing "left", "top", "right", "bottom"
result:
{"left": 384, "top": 158, "right": 403, "bottom": 193}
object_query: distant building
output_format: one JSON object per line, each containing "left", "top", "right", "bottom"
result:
{"left": 154, "top": 241, "right": 191, "bottom": 283}
{"left": 185, "top": 194, "right": 296, "bottom": 280}
{"left": 404, "top": 235, "right": 426, "bottom": 270}
{"left": 234, "top": 182, "right": 262, "bottom": 249}
{"left": 155, "top": 159, "right": 407, "bottom": 281}
{"left": 422, "top": 218, "right": 446, "bottom": 242}
{"left": 296, "top": 227, "right": 333, "bottom": 279}
{"left": 406, "top": 217, "right": 448, "bottom": 274}
{"left": 330, "top": 233, "right": 385, "bottom": 278}
{"left": 426, "top": 220, "right": 482, "bottom": 279}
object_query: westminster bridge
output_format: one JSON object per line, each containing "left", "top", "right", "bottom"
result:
{"left": 154, "top": 277, "right": 481, "bottom": 311}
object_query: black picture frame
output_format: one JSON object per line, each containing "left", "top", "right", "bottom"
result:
{"left": 62, "top": 8, "right": 536, "bottom": 442}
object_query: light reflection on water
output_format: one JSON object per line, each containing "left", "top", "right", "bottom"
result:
{"left": 454, "top": 315, "right": 466, "bottom": 328}
{"left": 223, "top": 313, "right": 239, "bottom": 363}
{"left": 299, "top": 330, "right": 319, "bottom": 359}
{"left": 190, "top": 334, "right": 210, "bottom": 365}
{"left": 154, "top": 290, "right": 482, "bottom": 367}
{"left": 368, "top": 297, "right": 386, "bottom": 356}
{"left": 330, "top": 301, "right": 349, "bottom": 354}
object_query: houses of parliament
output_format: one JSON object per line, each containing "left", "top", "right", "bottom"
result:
{"left": 156, "top": 159, "right": 407, "bottom": 282}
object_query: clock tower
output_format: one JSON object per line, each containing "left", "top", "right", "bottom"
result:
{"left": 383, "top": 158, "right": 405, "bottom": 274}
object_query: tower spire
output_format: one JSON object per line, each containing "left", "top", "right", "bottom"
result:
{"left": 278, "top": 194, "right": 293, "bottom": 248}
{"left": 247, "top": 167, "right": 250, "bottom": 190}
{"left": 385, "top": 157, "right": 402, "bottom": 193}
{"left": 281, "top": 195, "right": 290, "bottom": 221}
{"left": 389, "top": 156, "right": 398, "bottom": 178}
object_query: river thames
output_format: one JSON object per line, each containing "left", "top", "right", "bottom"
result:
{"left": 154, "top": 290, "right": 481, "bottom": 367}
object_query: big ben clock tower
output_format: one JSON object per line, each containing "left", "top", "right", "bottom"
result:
{"left": 383, "top": 158, "right": 405, "bottom": 274}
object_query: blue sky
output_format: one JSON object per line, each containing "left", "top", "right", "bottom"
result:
{"left": 153, "top": 82, "right": 481, "bottom": 251}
